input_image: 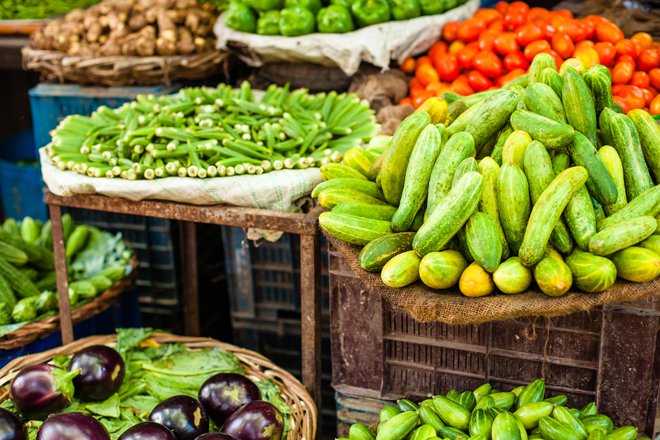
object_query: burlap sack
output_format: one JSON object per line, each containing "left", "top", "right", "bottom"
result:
{"left": 326, "top": 233, "right": 660, "bottom": 325}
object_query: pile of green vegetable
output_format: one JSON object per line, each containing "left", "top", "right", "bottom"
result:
{"left": 316, "top": 53, "right": 660, "bottom": 298}
{"left": 0, "top": 328, "right": 292, "bottom": 439}
{"left": 47, "top": 82, "right": 378, "bottom": 180}
{"left": 342, "top": 378, "right": 638, "bottom": 440}
{"left": 0, "top": 215, "right": 133, "bottom": 335}
{"left": 0, "top": 0, "right": 101, "bottom": 20}
{"left": 224, "top": 0, "right": 469, "bottom": 35}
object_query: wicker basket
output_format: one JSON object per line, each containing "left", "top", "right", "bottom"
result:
{"left": 0, "top": 333, "right": 317, "bottom": 440}
{"left": 0, "top": 258, "right": 138, "bottom": 350}
{"left": 22, "top": 47, "right": 230, "bottom": 86}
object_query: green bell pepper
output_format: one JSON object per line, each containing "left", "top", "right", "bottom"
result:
{"left": 350, "top": 0, "right": 391, "bottom": 28}
{"left": 391, "top": 0, "right": 421, "bottom": 20}
{"left": 279, "top": 7, "right": 316, "bottom": 36}
{"left": 224, "top": 2, "right": 258, "bottom": 33}
{"left": 245, "top": 0, "right": 283, "bottom": 11}
{"left": 284, "top": 0, "right": 322, "bottom": 14}
{"left": 418, "top": 0, "right": 449, "bottom": 15}
{"left": 330, "top": 0, "right": 353, "bottom": 8}
{"left": 257, "top": 10, "right": 281, "bottom": 35}
{"left": 317, "top": 5, "right": 354, "bottom": 33}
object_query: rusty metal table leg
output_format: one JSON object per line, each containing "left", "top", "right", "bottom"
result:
{"left": 180, "top": 221, "right": 200, "bottom": 336}
{"left": 49, "top": 204, "right": 74, "bottom": 344}
{"left": 300, "top": 230, "right": 322, "bottom": 411}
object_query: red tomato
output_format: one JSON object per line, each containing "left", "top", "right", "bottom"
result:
{"left": 612, "top": 85, "right": 646, "bottom": 110}
{"left": 631, "top": 32, "right": 653, "bottom": 50}
{"left": 504, "top": 11, "right": 526, "bottom": 31}
{"left": 552, "top": 9, "right": 573, "bottom": 19}
{"left": 563, "top": 20, "right": 589, "bottom": 42}
{"left": 428, "top": 42, "right": 448, "bottom": 61}
{"left": 457, "top": 42, "right": 480, "bottom": 70}
{"left": 417, "top": 56, "right": 432, "bottom": 67}
{"left": 649, "top": 68, "right": 660, "bottom": 90}
{"left": 617, "top": 54, "right": 636, "bottom": 67}
{"left": 503, "top": 50, "right": 529, "bottom": 71}
{"left": 596, "top": 22, "right": 624, "bottom": 44}
{"left": 450, "top": 76, "right": 474, "bottom": 96}
{"left": 613, "top": 95, "right": 632, "bottom": 114}
{"left": 493, "top": 32, "right": 519, "bottom": 56}
{"left": 457, "top": 18, "right": 486, "bottom": 42}
{"left": 508, "top": 1, "right": 530, "bottom": 14}
{"left": 474, "top": 8, "right": 502, "bottom": 24}
{"left": 400, "top": 57, "right": 416, "bottom": 74}
{"left": 515, "top": 23, "right": 544, "bottom": 46}
{"left": 435, "top": 53, "right": 460, "bottom": 82}
{"left": 612, "top": 61, "right": 635, "bottom": 84}
{"left": 478, "top": 29, "right": 499, "bottom": 52}
{"left": 574, "top": 40, "right": 594, "bottom": 50}
{"left": 615, "top": 39, "right": 637, "bottom": 58}
{"left": 472, "top": 50, "right": 504, "bottom": 78}
{"left": 488, "top": 19, "right": 505, "bottom": 33}
{"left": 527, "top": 7, "right": 549, "bottom": 21}
{"left": 467, "top": 70, "right": 493, "bottom": 92}
{"left": 442, "top": 22, "right": 459, "bottom": 43}
{"left": 496, "top": 68, "right": 526, "bottom": 87}
{"left": 650, "top": 94, "right": 660, "bottom": 115}
{"left": 415, "top": 63, "right": 439, "bottom": 86}
{"left": 399, "top": 97, "right": 413, "bottom": 106}
{"left": 583, "top": 15, "right": 606, "bottom": 27}
{"left": 425, "top": 80, "right": 444, "bottom": 95}
{"left": 638, "top": 48, "right": 660, "bottom": 72}
{"left": 412, "top": 90, "right": 435, "bottom": 108}
{"left": 640, "top": 87, "right": 655, "bottom": 106}
{"left": 524, "top": 40, "right": 552, "bottom": 61}
{"left": 548, "top": 50, "right": 563, "bottom": 70}
{"left": 631, "top": 71, "right": 650, "bottom": 89}
{"left": 494, "top": 1, "right": 508, "bottom": 14}
{"left": 581, "top": 19, "right": 596, "bottom": 40}
{"left": 551, "top": 32, "right": 574, "bottom": 59}
{"left": 594, "top": 42, "right": 616, "bottom": 66}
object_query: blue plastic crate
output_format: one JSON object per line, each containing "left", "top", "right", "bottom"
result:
{"left": 0, "top": 289, "right": 141, "bottom": 368}
{"left": 29, "top": 83, "right": 181, "bottom": 153}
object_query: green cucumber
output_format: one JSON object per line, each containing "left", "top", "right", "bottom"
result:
{"left": 598, "top": 185, "right": 660, "bottom": 230}
{"left": 419, "top": 250, "right": 468, "bottom": 290}
{"left": 540, "top": 67, "right": 564, "bottom": 99}
{"left": 564, "top": 186, "right": 598, "bottom": 251}
{"left": 565, "top": 249, "right": 617, "bottom": 293}
{"left": 539, "top": 417, "right": 581, "bottom": 440}
{"left": 491, "top": 123, "right": 513, "bottom": 165}
{"left": 332, "top": 202, "right": 397, "bottom": 221}
{"left": 611, "top": 246, "right": 660, "bottom": 282}
{"left": 311, "top": 178, "right": 385, "bottom": 200}
{"left": 359, "top": 232, "right": 415, "bottom": 272}
{"left": 497, "top": 163, "right": 531, "bottom": 255}
{"left": 465, "top": 90, "right": 519, "bottom": 152}
{"left": 452, "top": 157, "right": 478, "bottom": 187}
{"left": 381, "top": 250, "right": 421, "bottom": 288}
{"left": 492, "top": 411, "right": 522, "bottom": 440}
{"left": 493, "top": 256, "right": 533, "bottom": 294}
{"left": 529, "top": 53, "right": 557, "bottom": 84}
{"left": 510, "top": 109, "right": 574, "bottom": 150}
{"left": 628, "top": 109, "right": 660, "bottom": 182}
{"left": 478, "top": 157, "right": 510, "bottom": 259}
{"left": 318, "top": 187, "right": 388, "bottom": 210}
{"left": 566, "top": 132, "right": 618, "bottom": 206}
{"left": 562, "top": 66, "right": 597, "bottom": 146}
{"left": 584, "top": 65, "right": 615, "bottom": 116}
{"left": 524, "top": 83, "right": 566, "bottom": 123}
{"left": 597, "top": 146, "right": 627, "bottom": 215}
{"left": 432, "top": 395, "right": 470, "bottom": 431}
{"left": 465, "top": 212, "right": 502, "bottom": 273}
{"left": 589, "top": 216, "right": 657, "bottom": 256}
{"left": 319, "top": 212, "right": 392, "bottom": 245}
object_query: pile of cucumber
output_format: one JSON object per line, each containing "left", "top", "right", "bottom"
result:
{"left": 341, "top": 379, "right": 639, "bottom": 440}
{"left": 315, "top": 53, "right": 660, "bottom": 297}
{"left": 0, "top": 216, "right": 134, "bottom": 329}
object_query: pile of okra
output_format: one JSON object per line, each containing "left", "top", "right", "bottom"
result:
{"left": 46, "top": 82, "right": 379, "bottom": 180}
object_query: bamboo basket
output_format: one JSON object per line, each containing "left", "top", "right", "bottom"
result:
{"left": 0, "top": 258, "right": 138, "bottom": 350}
{"left": 22, "top": 47, "right": 230, "bottom": 86}
{"left": 0, "top": 333, "right": 317, "bottom": 440}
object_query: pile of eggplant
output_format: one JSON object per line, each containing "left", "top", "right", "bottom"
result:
{"left": 0, "top": 329, "right": 289, "bottom": 440}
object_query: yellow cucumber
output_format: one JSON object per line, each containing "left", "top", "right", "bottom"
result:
{"left": 380, "top": 111, "right": 432, "bottom": 204}
{"left": 491, "top": 123, "right": 514, "bottom": 165}
{"left": 533, "top": 248, "right": 573, "bottom": 297}
{"left": 611, "top": 246, "right": 660, "bottom": 282}
{"left": 343, "top": 147, "right": 375, "bottom": 177}
{"left": 419, "top": 250, "right": 468, "bottom": 290}
{"left": 320, "top": 163, "right": 368, "bottom": 180}
{"left": 596, "top": 146, "right": 627, "bottom": 215}
{"left": 493, "top": 257, "right": 532, "bottom": 294}
{"left": 459, "top": 262, "right": 494, "bottom": 297}
{"left": 639, "top": 234, "right": 660, "bottom": 255}
{"left": 502, "top": 130, "right": 533, "bottom": 166}
{"left": 418, "top": 97, "right": 448, "bottom": 124}
{"left": 392, "top": 124, "right": 443, "bottom": 232}
{"left": 381, "top": 250, "right": 421, "bottom": 288}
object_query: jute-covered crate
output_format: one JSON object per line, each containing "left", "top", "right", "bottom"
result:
{"left": 328, "top": 246, "right": 660, "bottom": 437}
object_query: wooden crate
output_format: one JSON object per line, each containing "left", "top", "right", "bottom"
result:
{"left": 329, "top": 247, "right": 660, "bottom": 436}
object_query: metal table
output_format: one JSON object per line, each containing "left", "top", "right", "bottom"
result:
{"left": 45, "top": 190, "right": 323, "bottom": 407}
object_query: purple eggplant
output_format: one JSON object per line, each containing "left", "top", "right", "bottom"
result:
{"left": 9, "top": 365, "right": 78, "bottom": 419}
{"left": 36, "top": 412, "right": 110, "bottom": 440}
{"left": 118, "top": 422, "right": 177, "bottom": 440}
{"left": 195, "top": 434, "right": 239, "bottom": 440}
{"left": 221, "top": 401, "right": 283, "bottom": 440}
{"left": 0, "top": 408, "right": 26, "bottom": 440}
{"left": 68, "top": 345, "right": 125, "bottom": 401}
{"left": 198, "top": 374, "right": 261, "bottom": 426}
{"left": 149, "top": 395, "right": 209, "bottom": 440}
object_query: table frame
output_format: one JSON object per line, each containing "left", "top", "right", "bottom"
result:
{"left": 45, "top": 191, "right": 323, "bottom": 408}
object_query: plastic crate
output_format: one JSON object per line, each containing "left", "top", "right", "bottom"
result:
{"left": 328, "top": 247, "right": 660, "bottom": 437}
{"left": 29, "top": 83, "right": 181, "bottom": 151}
{"left": 0, "top": 290, "right": 141, "bottom": 368}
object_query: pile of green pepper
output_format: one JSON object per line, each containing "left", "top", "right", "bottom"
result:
{"left": 224, "top": 0, "right": 468, "bottom": 35}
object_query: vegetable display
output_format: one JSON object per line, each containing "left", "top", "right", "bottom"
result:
{"left": 0, "top": 328, "right": 292, "bottom": 440}
{"left": 29, "top": 0, "right": 219, "bottom": 57}
{"left": 399, "top": 2, "right": 660, "bottom": 115}
{"left": 316, "top": 54, "right": 660, "bottom": 298}
{"left": 47, "top": 82, "right": 378, "bottom": 180}
{"left": 223, "top": 0, "right": 469, "bottom": 35}
{"left": 0, "top": 215, "right": 133, "bottom": 334}
{"left": 340, "top": 378, "right": 638, "bottom": 440}
{"left": 0, "top": 0, "right": 101, "bottom": 20}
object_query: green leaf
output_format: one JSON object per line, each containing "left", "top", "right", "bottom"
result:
{"left": 84, "top": 393, "right": 120, "bottom": 418}
{"left": 115, "top": 327, "right": 153, "bottom": 354}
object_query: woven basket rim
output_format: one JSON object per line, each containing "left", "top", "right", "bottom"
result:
{"left": 0, "top": 258, "right": 138, "bottom": 350}
{"left": 0, "top": 333, "right": 317, "bottom": 439}
{"left": 22, "top": 47, "right": 229, "bottom": 86}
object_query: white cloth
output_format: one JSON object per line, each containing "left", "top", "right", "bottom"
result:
{"left": 40, "top": 148, "right": 322, "bottom": 211}
{"left": 214, "top": 0, "right": 479, "bottom": 76}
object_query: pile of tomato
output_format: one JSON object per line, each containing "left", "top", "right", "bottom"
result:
{"left": 399, "top": 1, "right": 660, "bottom": 115}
